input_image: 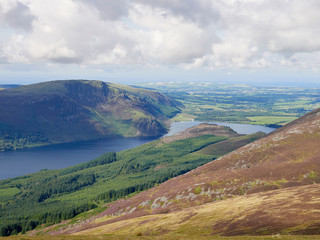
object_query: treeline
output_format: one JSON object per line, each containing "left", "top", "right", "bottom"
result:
{"left": 0, "top": 203, "right": 97, "bottom": 236}
{"left": 0, "top": 172, "right": 98, "bottom": 236}
{"left": 35, "top": 173, "right": 96, "bottom": 202}
{"left": 96, "top": 162, "right": 210, "bottom": 202}
{"left": 11, "top": 173, "right": 97, "bottom": 204}
{"left": 0, "top": 135, "right": 230, "bottom": 237}
{"left": 0, "top": 129, "right": 49, "bottom": 151}
{"left": 0, "top": 164, "right": 202, "bottom": 237}
{"left": 0, "top": 152, "right": 116, "bottom": 236}
{"left": 59, "top": 152, "right": 116, "bottom": 175}
{"left": 0, "top": 163, "right": 202, "bottom": 237}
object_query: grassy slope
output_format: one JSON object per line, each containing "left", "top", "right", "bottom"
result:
{"left": 195, "top": 132, "right": 265, "bottom": 156}
{"left": 0, "top": 124, "right": 264, "bottom": 236}
{"left": 57, "top": 108, "right": 320, "bottom": 237}
{"left": 2, "top": 235, "right": 320, "bottom": 240}
{"left": 73, "top": 184, "right": 320, "bottom": 237}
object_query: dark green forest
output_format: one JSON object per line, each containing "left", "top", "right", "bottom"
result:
{"left": 0, "top": 130, "right": 263, "bottom": 236}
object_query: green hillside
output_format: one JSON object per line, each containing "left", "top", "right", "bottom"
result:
{"left": 65, "top": 108, "right": 320, "bottom": 238}
{"left": 0, "top": 124, "right": 264, "bottom": 236}
{"left": 0, "top": 80, "right": 181, "bottom": 151}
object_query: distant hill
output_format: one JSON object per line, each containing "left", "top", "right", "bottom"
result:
{"left": 60, "top": 108, "right": 320, "bottom": 237}
{"left": 0, "top": 80, "right": 181, "bottom": 150}
{"left": 0, "top": 84, "right": 20, "bottom": 89}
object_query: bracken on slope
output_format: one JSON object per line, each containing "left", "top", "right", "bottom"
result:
{"left": 58, "top": 108, "right": 320, "bottom": 236}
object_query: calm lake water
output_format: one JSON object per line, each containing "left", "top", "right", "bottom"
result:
{"left": 0, "top": 122, "right": 275, "bottom": 180}
{"left": 0, "top": 137, "right": 157, "bottom": 180}
{"left": 165, "top": 121, "right": 275, "bottom": 136}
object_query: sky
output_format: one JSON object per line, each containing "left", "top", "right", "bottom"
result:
{"left": 0, "top": 0, "right": 319, "bottom": 86}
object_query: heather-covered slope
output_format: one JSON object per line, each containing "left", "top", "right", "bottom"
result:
{"left": 0, "top": 80, "right": 181, "bottom": 150}
{"left": 0, "top": 124, "right": 264, "bottom": 236}
{"left": 74, "top": 184, "right": 320, "bottom": 237}
{"left": 65, "top": 108, "right": 320, "bottom": 236}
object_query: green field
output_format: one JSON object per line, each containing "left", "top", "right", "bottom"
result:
{"left": 246, "top": 116, "right": 298, "bottom": 126}
{"left": 137, "top": 82, "right": 320, "bottom": 127}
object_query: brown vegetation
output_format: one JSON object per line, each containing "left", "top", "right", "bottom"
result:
{"left": 71, "top": 184, "right": 320, "bottom": 237}
{"left": 36, "top": 108, "right": 320, "bottom": 237}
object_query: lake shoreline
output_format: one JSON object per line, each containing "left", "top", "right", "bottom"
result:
{"left": 166, "top": 121, "right": 275, "bottom": 136}
{"left": 0, "top": 121, "right": 275, "bottom": 180}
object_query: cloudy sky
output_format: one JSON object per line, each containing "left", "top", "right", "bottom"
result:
{"left": 0, "top": 0, "right": 319, "bottom": 86}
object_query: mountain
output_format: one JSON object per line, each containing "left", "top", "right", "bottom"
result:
{"left": 0, "top": 123, "right": 265, "bottom": 237}
{"left": 57, "top": 108, "right": 320, "bottom": 237}
{"left": 0, "top": 84, "right": 20, "bottom": 89}
{"left": 0, "top": 80, "right": 181, "bottom": 150}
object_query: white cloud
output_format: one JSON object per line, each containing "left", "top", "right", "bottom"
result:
{"left": 129, "top": 3, "right": 218, "bottom": 64}
{"left": 0, "top": 0, "right": 320, "bottom": 72}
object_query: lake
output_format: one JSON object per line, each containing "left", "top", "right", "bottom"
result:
{"left": 165, "top": 121, "right": 275, "bottom": 136}
{"left": 0, "top": 137, "right": 157, "bottom": 180}
{"left": 0, "top": 122, "right": 275, "bottom": 180}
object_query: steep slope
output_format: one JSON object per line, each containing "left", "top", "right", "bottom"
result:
{"left": 65, "top": 108, "right": 320, "bottom": 236}
{"left": 0, "top": 80, "right": 181, "bottom": 150}
{"left": 0, "top": 124, "right": 265, "bottom": 236}
{"left": 73, "top": 184, "right": 320, "bottom": 237}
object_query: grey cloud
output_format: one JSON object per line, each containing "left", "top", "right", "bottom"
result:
{"left": 134, "top": 0, "right": 220, "bottom": 26}
{"left": 49, "top": 56, "right": 82, "bottom": 64}
{"left": 1, "top": 1, "right": 35, "bottom": 31}
{"left": 77, "top": 0, "right": 129, "bottom": 21}
{"left": 0, "top": 52, "right": 8, "bottom": 64}
{"left": 78, "top": 0, "right": 220, "bottom": 26}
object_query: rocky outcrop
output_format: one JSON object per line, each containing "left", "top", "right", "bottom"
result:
{"left": 133, "top": 118, "right": 167, "bottom": 137}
